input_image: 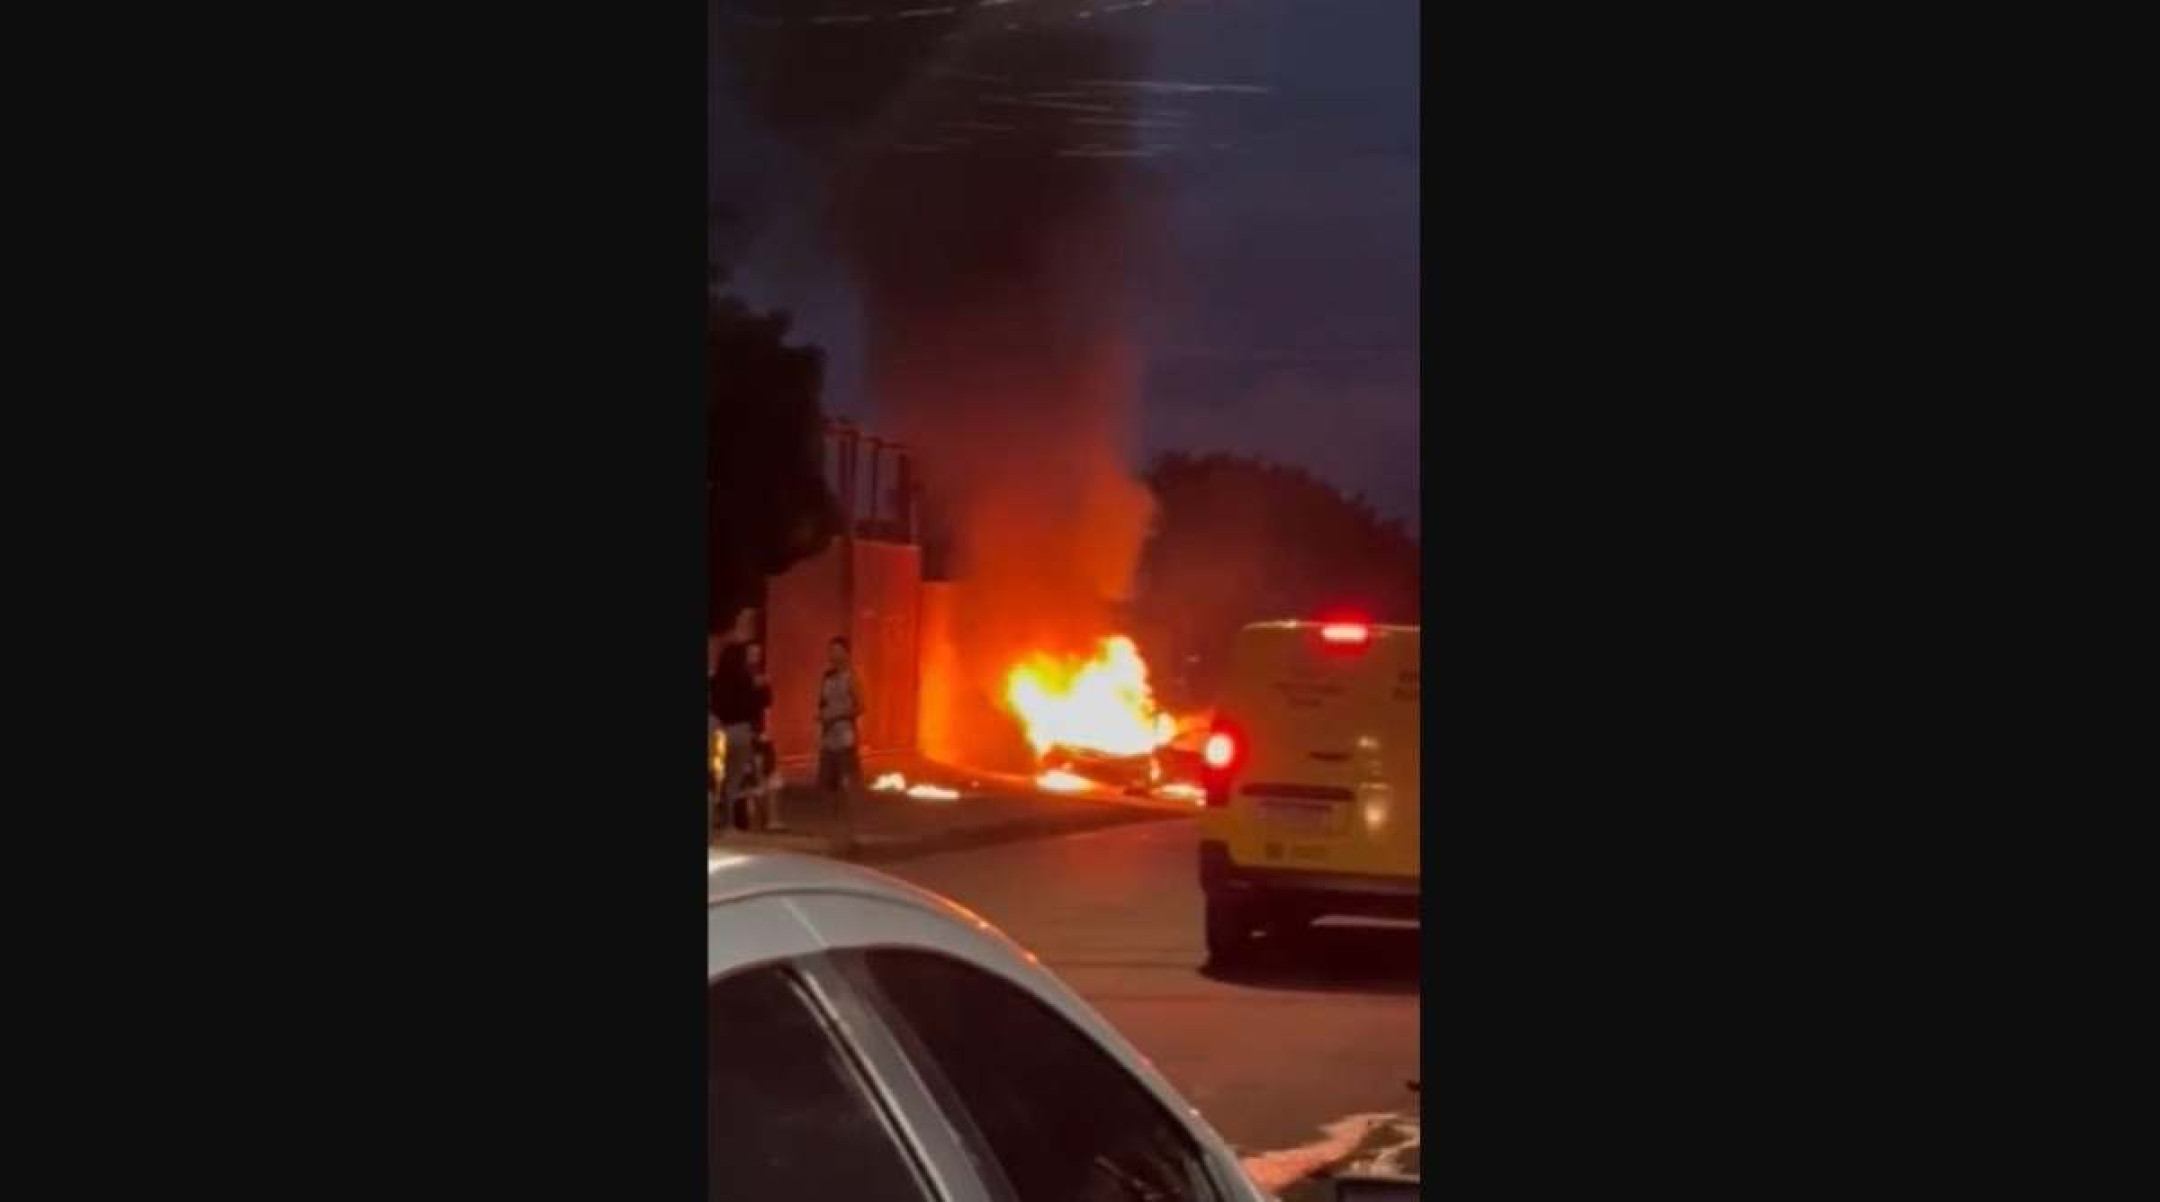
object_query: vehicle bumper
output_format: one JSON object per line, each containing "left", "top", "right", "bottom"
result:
{"left": 1199, "top": 840, "right": 1419, "bottom": 920}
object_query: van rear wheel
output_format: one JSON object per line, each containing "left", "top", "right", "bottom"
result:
{"left": 1267, "top": 902, "right": 1316, "bottom": 938}
{"left": 1204, "top": 894, "right": 1257, "bottom": 966}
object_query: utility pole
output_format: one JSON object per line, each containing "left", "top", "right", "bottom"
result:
{"left": 832, "top": 420, "right": 862, "bottom": 855}
{"left": 836, "top": 420, "right": 860, "bottom": 625}
{"left": 865, "top": 436, "right": 884, "bottom": 541}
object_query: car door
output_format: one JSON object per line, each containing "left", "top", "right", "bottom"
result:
{"left": 708, "top": 960, "right": 940, "bottom": 1202}
{"left": 711, "top": 888, "right": 1260, "bottom": 1202}
{"left": 832, "top": 946, "right": 1257, "bottom": 1202}
{"left": 709, "top": 888, "right": 998, "bottom": 1202}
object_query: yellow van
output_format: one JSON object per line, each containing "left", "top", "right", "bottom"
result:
{"left": 1197, "top": 619, "right": 1419, "bottom": 964}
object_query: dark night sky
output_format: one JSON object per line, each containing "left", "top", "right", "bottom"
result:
{"left": 713, "top": 0, "right": 1419, "bottom": 527}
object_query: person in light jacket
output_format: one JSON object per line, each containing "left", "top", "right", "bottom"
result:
{"left": 816, "top": 635, "right": 866, "bottom": 801}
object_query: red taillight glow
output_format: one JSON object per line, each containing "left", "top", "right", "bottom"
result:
{"left": 1202, "top": 725, "right": 1240, "bottom": 808}
{"left": 1203, "top": 731, "right": 1237, "bottom": 770}
{"left": 1320, "top": 622, "right": 1372, "bottom": 646}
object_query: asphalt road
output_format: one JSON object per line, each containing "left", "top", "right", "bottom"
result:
{"left": 876, "top": 816, "right": 1422, "bottom": 1163}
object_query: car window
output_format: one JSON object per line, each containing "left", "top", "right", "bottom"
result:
{"left": 843, "top": 949, "right": 1225, "bottom": 1202}
{"left": 708, "top": 964, "right": 933, "bottom": 1202}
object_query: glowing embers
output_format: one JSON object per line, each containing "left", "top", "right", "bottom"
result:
{"left": 870, "top": 772, "right": 962, "bottom": 802}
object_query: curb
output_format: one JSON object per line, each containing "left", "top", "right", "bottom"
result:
{"left": 713, "top": 802, "right": 1183, "bottom": 865}
{"left": 714, "top": 829, "right": 833, "bottom": 856}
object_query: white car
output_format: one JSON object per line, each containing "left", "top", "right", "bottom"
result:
{"left": 708, "top": 849, "right": 1273, "bottom": 1202}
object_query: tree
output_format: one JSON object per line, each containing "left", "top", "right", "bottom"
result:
{"left": 1131, "top": 452, "right": 1420, "bottom": 705}
{"left": 709, "top": 293, "right": 842, "bottom": 634}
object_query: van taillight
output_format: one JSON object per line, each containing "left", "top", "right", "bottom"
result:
{"left": 1320, "top": 621, "right": 1372, "bottom": 647}
{"left": 1202, "top": 724, "right": 1240, "bottom": 807}
{"left": 1203, "top": 732, "right": 1237, "bottom": 770}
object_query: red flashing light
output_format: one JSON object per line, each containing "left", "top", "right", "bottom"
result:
{"left": 1202, "top": 720, "right": 1243, "bottom": 808}
{"left": 1319, "top": 621, "right": 1372, "bottom": 646}
{"left": 1203, "top": 731, "right": 1238, "bottom": 771}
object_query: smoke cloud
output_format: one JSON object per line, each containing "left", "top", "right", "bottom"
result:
{"left": 841, "top": 29, "right": 1163, "bottom": 766}
{"left": 722, "top": 12, "right": 1167, "bottom": 768}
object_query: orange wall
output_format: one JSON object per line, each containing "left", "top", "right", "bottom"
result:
{"left": 851, "top": 541, "right": 921, "bottom": 756}
{"left": 918, "top": 581, "right": 960, "bottom": 764}
{"left": 763, "top": 542, "right": 843, "bottom": 761}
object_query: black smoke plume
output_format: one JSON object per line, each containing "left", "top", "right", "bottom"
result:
{"left": 719, "top": 7, "right": 1167, "bottom": 767}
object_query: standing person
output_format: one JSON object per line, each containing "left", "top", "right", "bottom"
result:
{"left": 817, "top": 636, "right": 866, "bottom": 834}
{"left": 706, "top": 610, "right": 757, "bottom": 839}
{"left": 709, "top": 639, "right": 765, "bottom": 835}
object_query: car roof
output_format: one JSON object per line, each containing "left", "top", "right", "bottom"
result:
{"left": 708, "top": 851, "right": 937, "bottom": 907}
{"left": 710, "top": 848, "right": 959, "bottom": 910}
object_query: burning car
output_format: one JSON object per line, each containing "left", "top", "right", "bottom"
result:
{"left": 1001, "top": 635, "right": 1212, "bottom": 797}
{"left": 1039, "top": 744, "right": 1157, "bottom": 791}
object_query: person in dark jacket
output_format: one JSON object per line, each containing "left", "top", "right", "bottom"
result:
{"left": 710, "top": 641, "right": 769, "bottom": 831}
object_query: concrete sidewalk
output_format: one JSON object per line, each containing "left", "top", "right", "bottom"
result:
{"left": 713, "top": 758, "right": 1194, "bottom": 865}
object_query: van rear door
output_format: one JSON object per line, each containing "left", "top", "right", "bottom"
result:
{"left": 1213, "top": 624, "right": 1419, "bottom": 880}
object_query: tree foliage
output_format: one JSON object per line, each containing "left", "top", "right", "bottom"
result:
{"left": 709, "top": 294, "right": 841, "bottom": 633}
{"left": 1131, "top": 452, "right": 1420, "bottom": 705}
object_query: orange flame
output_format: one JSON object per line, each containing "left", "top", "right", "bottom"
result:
{"left": 1035, "top": 768, "right": 1095, "bottom": 794}
{"left": 1155, "top": 781, "right": 1207, "bottom": 805}
{"left": 871, "top": 772, "right": 962, "bottom": 802}
{"left": 1004, "top": 636, "right": 1179, "bottom": 760}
